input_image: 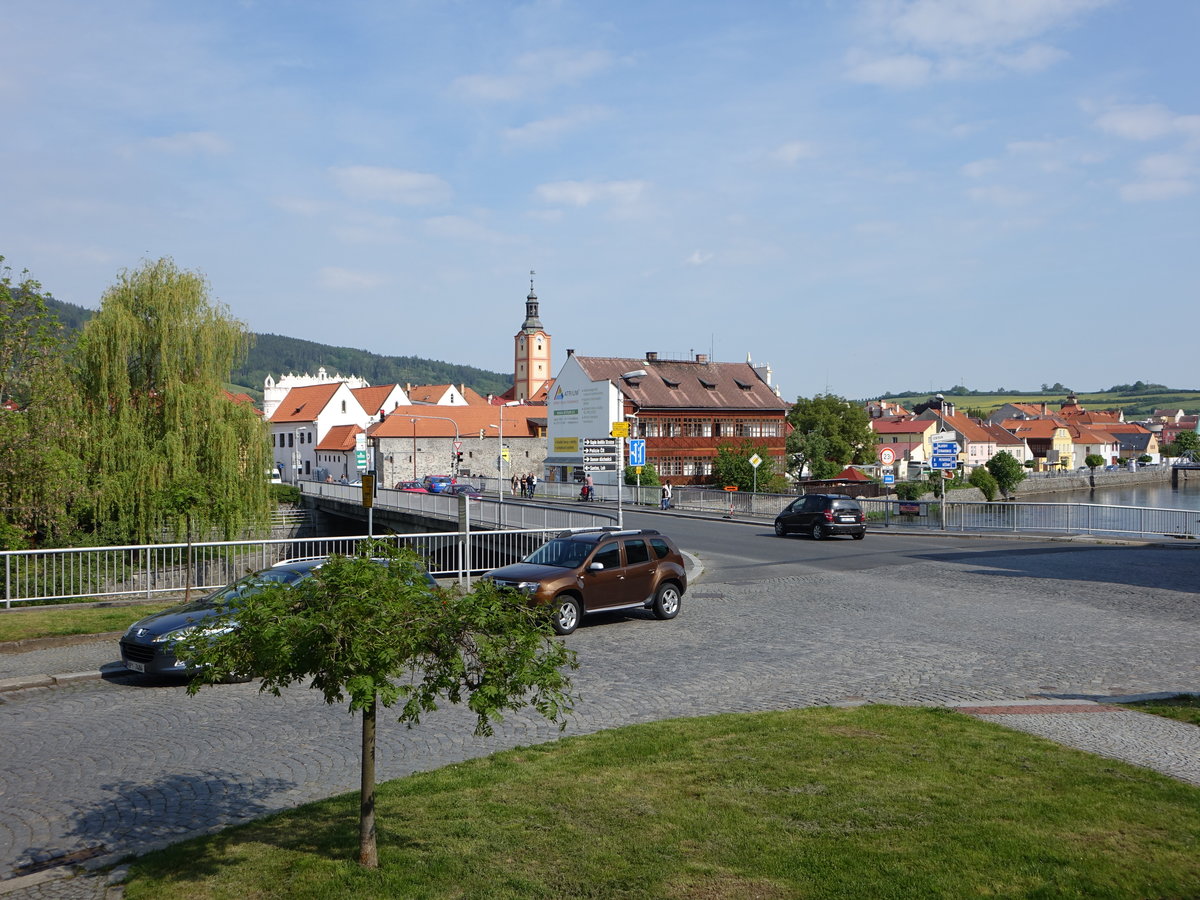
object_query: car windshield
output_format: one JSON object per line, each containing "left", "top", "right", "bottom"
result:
{"left": 524, "top": 538, "right": 594, "bottom": 569}
{"left": 207, "top": 568, "right": 312, "bottom": 605}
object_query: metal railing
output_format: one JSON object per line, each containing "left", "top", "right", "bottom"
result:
{"left": 857, "top": 499, "right": 1200, "bottom": 540}
{"left": 0, "top": 528, "right": 571, "bottom": 609}
{"left": 301, "top": 481, "right": 617, "bottom": 532}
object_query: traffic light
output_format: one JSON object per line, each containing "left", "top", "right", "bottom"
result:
{"left": 456, "top": 451, "right": 464, "bottom": 464}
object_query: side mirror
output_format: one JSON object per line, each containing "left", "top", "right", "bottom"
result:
{"left": 588, "top": 562, "right": 605, "bottom": 571}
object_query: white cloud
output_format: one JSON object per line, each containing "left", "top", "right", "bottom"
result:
{"left": 1137, "top": 153, "right": 1194, "bottom": 181}
{"left": 1093, "top": 103, "right": 1179, "bottom": 141}
{"left": 317, "top": 267, "right": 384, "bottom": 291}
{"left": 503, "top": 107, "right": 609, "bottom": 144}
{"left": 967, "top": 185, "right": 1033, "bottom": 207}
{"left": 423, "top": 215, "right": 510, "bottom": 243}
{"left": 329, "top": 166, "right": 451, "bottom": 206}
{"left": 962, "top": 158, "right": 997, "bottom": 178}
{"left": 849, "top": 0, "right": 1111, "bottom": 86}
{"left": 1120, "top": 180, "right": 1194, "bottom": 203}
{"left": 145, "top": 131, "right": 231, "bottom": 155}
{"left": 845, "top": 51, "right": 932, "bottom": 88}
{"left": 453, "top": 49, "right": 613, "bottom": 102}
{"left": 685, "top": 250, "right": 712, "bottom": 266}
{"left": 770, "top": 141, "right": 819, "bottom": 164}
{"left": 863, "top": 0, "right": 1113, "bottom": 50}
{"left": 534, "top": 179, "right": 647, "bottom": 207}
{"left": 271, "top": 196, "right": 324, "bottom": 216}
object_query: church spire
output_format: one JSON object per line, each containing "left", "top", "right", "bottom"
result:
{"left": 522, "top": 269, "right": 543, "bottom": 332}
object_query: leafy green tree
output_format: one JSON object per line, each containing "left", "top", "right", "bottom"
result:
{"left": 75, "top": 258, "right": 272, "bottom": 543}
{"left": 786, "top": 394, "right": 876, "bottom": 480}
{"left": 968, "top": 467, "right": 998, "bottom": 501}
{"left": 1167, "top": 430, "right": 1198, "bottom": 458}
{"left": 0, "top": 258, "right": 86, "bottom": 547}
{"left": 985, "top": 451, "right": 1027, "bottom": 500}
{"left": 710, "top": 440, "right": 787, "bottom": 492}
{"left": 181, "top": 547, "right": 577, "bottom": 868}
{"left": 624, "top": 461, "right": 661, "bottom": 486}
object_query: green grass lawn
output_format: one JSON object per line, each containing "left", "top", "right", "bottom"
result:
{"left": 0, "top": 603, "right": 174, "bottom": 644}
{"left": 1121, "top": 694, "right": 1200, "bottom": 727}
{"left": 121, "top": 705, "right": 1200, "bottom": 899}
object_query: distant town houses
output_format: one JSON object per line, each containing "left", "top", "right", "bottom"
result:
{"left": 260, "top": 280, "right": 789, "bottom": 487}
{"left": 867, "top": 391, "right": 1191, "bottom": 477}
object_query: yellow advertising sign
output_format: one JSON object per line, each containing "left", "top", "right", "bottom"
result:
{"left": 553, "top": 437, "right": 579, "bottom": 453}
{"left": 610, "top": 421, "right": 630, "bottom": 438}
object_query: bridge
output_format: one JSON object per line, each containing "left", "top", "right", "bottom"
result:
{"left": 1171, "top": 461, "right": 1200, "bottom": 488}
{"left": 298, "top": 481, "right": 617, "bottom": 534}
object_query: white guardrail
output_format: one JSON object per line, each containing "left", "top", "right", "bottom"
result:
{"left": 0, "top": 528, "right": 571, "bottom": 609}
{"left": 302, "top": 480, "right": 618, "bottom": 532}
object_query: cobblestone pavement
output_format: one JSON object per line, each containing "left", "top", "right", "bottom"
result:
{"left": 1, "top": 546, "right": 1198, "bottom": 898}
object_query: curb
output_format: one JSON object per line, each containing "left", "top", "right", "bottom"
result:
{"left": 0, "top": 663, "right": 134, "bottom": 694}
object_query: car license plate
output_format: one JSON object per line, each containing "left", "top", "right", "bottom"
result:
{"left": 837, "top": 516, "right": 856, "bottom": 522}
{"left": 125, "top": 660, "right": 145, "bottom": 673}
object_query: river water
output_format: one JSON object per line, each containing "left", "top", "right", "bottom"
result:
{"left": 1025, "top": 480, "right": 1200, "bottom": 511}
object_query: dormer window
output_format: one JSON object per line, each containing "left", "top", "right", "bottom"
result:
{"left": 699, "top": 377, "right": 717, "bottom": 390}
{"left": 661, "top": 376, "right": 680, "bottom": 388}
{"left": 734, "top": 378, "right": 753, "bottom": 390}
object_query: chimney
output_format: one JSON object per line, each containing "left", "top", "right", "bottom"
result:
{"left": 646, "top": 351, "right": 658, "bottom": 361}
{"left": 566, "top": 348, "right": 575, "bottom": 357}
{"left": 695, "top": 353, "right": 709, "bottom": 364}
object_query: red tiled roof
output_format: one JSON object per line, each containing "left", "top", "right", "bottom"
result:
{"left": 367, "top": 404, "right": 543, "bottom": 439}
{"left": 574, "top": 356, "right": 788, "bottom": 412}
{"left": 871, "top": 417, "right": 935, "bottom": 435}
{"left": 317, "top": 424, "right": 363, "bottom": 452}
{"left": 269, "top": 383, "right": 341, "bottom": 424}
{"left": 352, "top": 385, "right": 399, "bottom": 415}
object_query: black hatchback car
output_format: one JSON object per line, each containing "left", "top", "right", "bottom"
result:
{"left": 119, "top": 558, "right": 437, "bottom": 677}
{"left": 774, "top": 493, "right": 866, "bottom": 540}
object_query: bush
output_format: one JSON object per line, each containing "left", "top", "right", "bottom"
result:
{"left": 271, "top": 484, "right": 301, "bottom": 504}
{"left": 968, "top": 467, "right": 998, "bottom": 501}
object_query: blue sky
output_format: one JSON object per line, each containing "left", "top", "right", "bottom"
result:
{"left": 4, "top": 0, "right": 1197, "bottom": 400}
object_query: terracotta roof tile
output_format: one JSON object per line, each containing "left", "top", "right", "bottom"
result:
{"left": 574, "top": 356, "right": 787, "bottom": 411}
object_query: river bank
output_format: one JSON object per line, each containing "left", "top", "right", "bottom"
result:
{"left": 943, "top": 466, "right": 1194, "bottom": 506}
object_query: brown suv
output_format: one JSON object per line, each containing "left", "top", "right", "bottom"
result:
{"left": 485, "top": 528, "right": 687, "bottom": 635}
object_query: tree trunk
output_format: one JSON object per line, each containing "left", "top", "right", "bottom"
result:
{"left": 184, "top": 513, "right": 193, "bottom": 605}
{"left": 358, "top": 696, "right": 379, "bottom": 868}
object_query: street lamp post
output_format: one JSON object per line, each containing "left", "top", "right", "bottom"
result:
{"left": 489, "top": 401, "right": 522, "bottom": 525}
{"left": 293, "top": 426, "right": 308, "bottom": 484}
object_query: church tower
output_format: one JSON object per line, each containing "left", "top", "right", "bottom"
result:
{"left": 513, "top": 271, "right": 552, "bottom": 401}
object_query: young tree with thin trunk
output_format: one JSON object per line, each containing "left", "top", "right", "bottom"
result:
{"left": 180, "top": 547, "right": 577, "bottom": 868}
{"left": 75, "top": 258, "right": 271, "bottom": 544}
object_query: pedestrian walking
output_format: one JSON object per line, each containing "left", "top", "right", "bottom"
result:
{"left": 511, "top": 474, "right": 518, "bottom": 496}
{"left": 661, "top": 481, "right": 672, "bottom": 510}
{"left": 584, "top": 473, "right": 594, "bottom": 501}
{"left": 528, "top": 472, "right": 538, "bottom": 498}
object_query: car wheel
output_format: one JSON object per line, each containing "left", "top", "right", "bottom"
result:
{"left": 852, "top": 531, "right": 865, "bottom": 540}
{"left": 811, "top": 522, "right": 825, "bottom": 540}
{"left": 551, "top": 595, "right": 582, "bottom": 635}
{"left": 652, "top": 583, "right": 682, "bottom": 620}
{"left": 774, "top": 520, "right": 787, "bottom": 537}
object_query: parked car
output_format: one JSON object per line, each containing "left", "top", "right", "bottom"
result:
{"left": 423, "top": 475, "right": 454, "bottom": 493}
{"left": 119, "top": 558, "right": 437, "bottom": 678}
{"left": 445, "top": 483, "right": 483, "bottom": 497}
{"left": 774, "top": 493, "right": 866, "bottom": 541}
{"left": 395, "top": 481, "right": 428, "bottom": 492}
{"left": 484, "top": 528, "right": 687, "bottom": 635}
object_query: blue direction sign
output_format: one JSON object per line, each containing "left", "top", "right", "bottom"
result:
{"left": 929, "top": 456, "right": 958, "bottom": 469}
{"left": 882, "top": 472, "right": 895, "bottom": 484}
{"left": 628, "top": 438, "right": 646, "bottom": 467}
{"left": 932, "top": 441, "right": 959, "bottom": 455}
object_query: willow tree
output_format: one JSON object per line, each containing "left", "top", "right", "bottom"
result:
{"left": 0, "top": 257, "right": 86, "bottom": 547}
{"left": 76, "top": 258, "right": 271, "bottom": 544}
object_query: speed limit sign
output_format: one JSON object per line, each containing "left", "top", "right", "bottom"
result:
{"left": 880, "top": 447, "right": 895, "bottom": 465}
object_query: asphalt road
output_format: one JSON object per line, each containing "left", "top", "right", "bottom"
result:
{"left": 2, "top": 515, "right": 1198, "bottom": 894}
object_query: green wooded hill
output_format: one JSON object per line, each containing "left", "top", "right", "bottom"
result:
{"left": 45, "top": 297, "right": 512, "bottom": 401}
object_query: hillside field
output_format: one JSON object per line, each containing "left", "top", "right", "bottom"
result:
{"left": 877, "top": 390, "right": 1200, "bottom": 418}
